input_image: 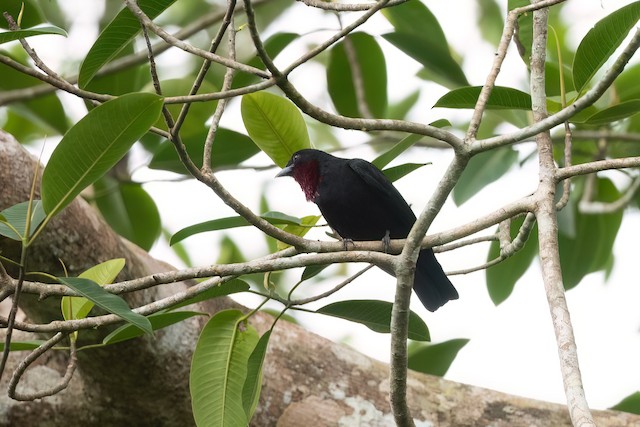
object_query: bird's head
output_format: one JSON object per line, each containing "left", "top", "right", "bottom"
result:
{"left": 276, "top": 149, "right": 326, "bottom": 202}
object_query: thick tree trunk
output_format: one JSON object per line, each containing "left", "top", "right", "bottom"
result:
{"left": 1, "top": 130, "right": 638, "bottom": 426}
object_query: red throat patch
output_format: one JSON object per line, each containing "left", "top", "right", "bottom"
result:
{"left": 293, "top": 160, "right": 320, "bottom": 201}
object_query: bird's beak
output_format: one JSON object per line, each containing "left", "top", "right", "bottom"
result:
{"left": 276, "top": 165, "right": 294, "bottom": 178}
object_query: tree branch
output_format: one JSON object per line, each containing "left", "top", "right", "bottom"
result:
{"left": 529, "top": 4, "right": 594, "bottom": 425}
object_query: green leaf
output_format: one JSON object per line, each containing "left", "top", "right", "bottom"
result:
{"left": 103, "top": 311, "right": 207, "bottom": 345}
{"left": 149, "top": 128, "right": 259, "bottom": 175}
{"left": 58, "top": 276, "right": 152, "bottom": 335}
{"left": 167, "top": 279, "right": 251, "bottom": 311}
{"left": 0, "top": 340, "right": 47, "bottom": 352}
{"left": 382, "top": 163, "right": 430, "bottom": 182}
{"left": 190, "top": 310, "right": 259, "bottom": 427}
{"left": 573, "top": 1, "right": 640, "bottom": 93}
{"left": 0, "top": 200, "right": 45, "bottom": 241}
{"left": 78, "top": 0, "right": 178, "bottom": 88}
{"left": 559, "top": 178, "right": 623, "bottom": 289}
{"left": 453, "top": 147, "right": 519, "bottom": 205}
{"left": 0, "top": 25, "right": 67, "bottom": 44}
{"left": 435, "top": 86, "right": 532, "bottom": 110}
{"left": 611, "top": 391, "right": 640, "bottom": 415}
{"left": 276, "top": 215, "right": 320, "bottom": 251}
{"left": 170, "top": 211, "right": 302, "bottom": 246}
{"left": 327, "top": 32, "right": 387, "bottom": 118}
{"left": 242, "top": 330, "right": 271, "bottom": 420}
{"left": 408, "top": 339, "right": 469, "bottom": 377}
{"left": 61, "top": 258, "right": 126, "bottom": 326}
{"left": 241, "top": 92, "right": 310, "bottom": 167}
{"left": 371, "top": 134, "right": 423, "bottom": 169}
{"left": 486, "top": 216, "right": 539, "bottom": 305}
{"left": 94, "top": 178, "right": 161, "bottom": 251}
{"left": 582, "top": 100, "right": 640, "bottom": 125}
{"left": 316, "top": 300, "right": 430, "bottom": 342}
{"left": 41, "top": 92, "right": 164, "bottom": 218}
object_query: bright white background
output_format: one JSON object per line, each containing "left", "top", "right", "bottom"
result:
{"left": 16, "top": 0, "right": 640, "bottom": 411}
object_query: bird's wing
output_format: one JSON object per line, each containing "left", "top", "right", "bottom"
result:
{"left": 347, "top": 159, "right": 416, "bottom": 226}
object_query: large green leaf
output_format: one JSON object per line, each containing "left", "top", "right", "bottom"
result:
{"left": 381, "top": 0, "right": 466, "bottom": 88}
{"left": 61, "top": 258, "right": 126, "bottom": 325}
{"left": 435, "top": 86, "right": 532, "bottom": 110}
{"left": 241, "top": 92, "right": 310, "bottom": 167}
{"left": 0, "top": 200, "right": 45, "bottom": 241}
{"left": 149, "top": 128, "right": 259, "bottom": 175}
{"left": 559, "top": 178, "right": 623, "bottom": 289}
{"left": 41, "top": 92, "right": 164, "bottom": 218}
{"left": 316, "top": 300, "right": 430, "bottom": 342}
{"left": 582, "top": 100, "right": 640, "bottom": 126}
{"left": 453, "top": 147, "right": 519, "bottom": 206}
{"left": 0, "top": 340, "right": 47, "bottom": 352}
{"left": 486, "top": 216, "right": 539, "bottom": 305}
{"left": 408, "top": 339, "right": 469, "bottom": 377}
{"left": 611, "top": 391, "right": 640, "bottom": 415}
{"left": 170, "top": 211, "right": 303, "bottom": 246}
{"left": 94, "top": 178, "right": 161, "bottom": 251}
{"left": 0, "top": 25, "right": 67, "bottom": 44}
{"left": 242, "top": 330, "right": 271, "bottom": 420}
{"left": 327, "top": 32, "right": 387, "bottom": 118}
{"left": 573, "top": 1, "right": 640, "bottom": 93}
{"left": 58, "top": 276, "right": 152, "bottom": 334}
{"left": 103, "top": 311, "right": 207, "bottom": 345}
{"left": 78, "top": 0, "right": 177, "bottom": 88}
{"left": 190, "top": 309, "right": 259, "bottom": 427}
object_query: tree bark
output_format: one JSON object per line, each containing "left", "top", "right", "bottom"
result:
{"left": 1, "top": 130, "right": 638, "bottom": 426}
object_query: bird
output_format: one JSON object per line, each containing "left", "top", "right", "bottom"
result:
{"left": 276, "top": 148, "right": 458, "bottom": 312}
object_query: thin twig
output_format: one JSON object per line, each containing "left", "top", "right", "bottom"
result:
{"left": 203, "top": 6, "right": 237, "bottom": 172}
{"left": 8, "top": 334, "right": 77, "bottom": 400}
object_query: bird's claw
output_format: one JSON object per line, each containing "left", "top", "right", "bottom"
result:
{"left": 342, "top": 238, "right": 355, "bottom": 251}
{"left": 382, "top": 230, "right": 391, "bottom": 253}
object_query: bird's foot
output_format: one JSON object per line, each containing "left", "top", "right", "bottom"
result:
{"left": 382, "top": 230, "right": 391, "bottom": 253}
{"left": 342, "top": 238, "right": 355, "bottom": 251}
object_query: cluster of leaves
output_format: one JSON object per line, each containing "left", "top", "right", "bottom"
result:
{"left": 2, "top": 0, "right": 640, "bottom": 422}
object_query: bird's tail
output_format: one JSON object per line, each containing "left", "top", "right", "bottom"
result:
{"left": 413, "top": 249, "right": 458, "bottom": 312}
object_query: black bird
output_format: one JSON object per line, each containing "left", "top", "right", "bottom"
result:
{"left": 276, "top": 149, "right": 458, "bottom": 311}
